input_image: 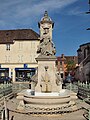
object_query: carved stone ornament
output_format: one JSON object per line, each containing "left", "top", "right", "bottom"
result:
{"left": 37, "top": 11, "right": 56, "bottom": 56}
{"left": 37, "top": 37, "right": 56, "bottom": 56}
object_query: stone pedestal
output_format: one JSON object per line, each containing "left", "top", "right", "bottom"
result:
{"left": 35, "top": 55, "right": 59, "bottom": 92}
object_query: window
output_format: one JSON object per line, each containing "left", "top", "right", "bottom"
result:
{"left": 6, "top": 44, "right": 10, "bottom": 50}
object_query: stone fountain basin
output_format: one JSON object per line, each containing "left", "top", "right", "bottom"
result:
{"left": 17, "top": 89, "right": 71, "bottom": 105}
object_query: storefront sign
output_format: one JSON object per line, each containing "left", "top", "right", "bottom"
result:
{"left": 15, "top": 68, "right": 36, "bottom": 71}
{"left": 0, "top": 68, "right": 9, "bottom": 71}
{"left": 24, "top": 64, "right": 28, "bottom": 68}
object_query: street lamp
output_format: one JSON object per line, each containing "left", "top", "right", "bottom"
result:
{"left": 86, "top": 0, "right": 90, "bottom": 30}
{"left": 86, "top": 0, "right": 90, "bottom": 13}
{"left": 86, "top": 27, "right": 90, "bottom": 31}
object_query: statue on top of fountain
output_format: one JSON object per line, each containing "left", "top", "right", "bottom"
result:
{"left": 37, "top": 11, "right": 56, "bottom": 56}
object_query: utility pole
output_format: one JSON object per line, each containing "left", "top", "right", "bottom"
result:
{"left": 86, "top": 0, "right": 90, "bottom": 14}
{"left": 86, "top": 0, "right": 90, "bottom": 30}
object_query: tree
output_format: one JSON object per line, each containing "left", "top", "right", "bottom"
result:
{"left": 66, "top": 60, "right": 76, "bottom": 73}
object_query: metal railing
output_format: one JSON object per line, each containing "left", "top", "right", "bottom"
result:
{"left": 0, "top": 83, "right": 30, "bottom": 98}
{"left": 12, "top": 83, "right": 29, "bottom": 94}
{"left": 83, "top": 107, "right": 90, "bottom": 120}
{"left": 0, "top": 84, "right": 12, "bottom": 99}
{"left": 64, "top": 82, "right": 78, "bottom": 93}
{"left": 77, "top": 82, "right": 90, "bottom": 103}
{"left": 0, "top": 83, "right": 29, "bottom": 120}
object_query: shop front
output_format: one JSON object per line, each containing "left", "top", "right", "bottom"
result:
{"left": 15, "top": 68, "right": 36, "bottom": 82}
{"left": 0, "top": 68, "right": 9, "bottom": 83}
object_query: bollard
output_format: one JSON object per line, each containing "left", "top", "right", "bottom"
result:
{"left": 86, "top": 81, "right": 87, "bottom": 88}
{"left": 81, "top": 82, "right": 82, "bottom": 87}
{"left": 1, "top": 109, "right": 5, "bottom": 120}
{"left": 3, "top": 97, "right": 9, "bottom": 120}
{"left": 4, "top": 97, "right": 8, "bottom": 120}
{"left": 78, "top": 81, "right": 79, "bottom": 86}
{"left": 89, "top": 83, "right": 90, "bottom": 89}
{"left": 82, "top": 83, "right": 85, "bottom": 87}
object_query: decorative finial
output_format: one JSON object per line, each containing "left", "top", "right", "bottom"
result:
{"left": 44, "top": 11, "right": 48, "bottom": 17}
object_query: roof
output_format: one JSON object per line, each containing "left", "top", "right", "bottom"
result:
{"left": 77, "top": 48, "right": 81, "bottom": 52}
{"left": 80, "top": 42, "right": 90, "bottom": 47}
{"left": 0, "top": 29, "right": 40, "bottom": 44}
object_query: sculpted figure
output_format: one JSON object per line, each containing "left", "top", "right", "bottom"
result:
{"left": 37, "top": 11, "right": 56, "bottom": 56}
{"left": 37, "top": 35, "right": 56, "bottom": 56}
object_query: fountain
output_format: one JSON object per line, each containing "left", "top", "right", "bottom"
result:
{"left": 17, "top": 11, "right": 77, "bottom": 113}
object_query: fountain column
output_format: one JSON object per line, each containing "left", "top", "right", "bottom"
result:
{"left": 35, "top": 55, "right": 59, "bottom": 92}
{"left": 35, "top": 11, "right": 60, "bottom": 92}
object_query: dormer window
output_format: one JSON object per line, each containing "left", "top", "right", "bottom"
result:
{"left": 6, "top": 44, "right": 10, "bottom": 50}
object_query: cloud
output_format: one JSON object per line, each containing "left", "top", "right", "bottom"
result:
{"left": 0, "top": 0, "right": 79, "bottom": 29}
{"left": 0, "top": 0, "right": 79, "bottom": 18}
{"left": 64, "top": 6, "right": 84, "bottom": 16}
{"left": 14, "top": 0, "right": 79, "bottom": 18}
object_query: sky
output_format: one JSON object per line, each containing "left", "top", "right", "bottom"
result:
{"left": 0, "top": 0, "right": 90, "bottom": 56}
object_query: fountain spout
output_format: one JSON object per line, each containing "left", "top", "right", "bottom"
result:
{"left": 44, "top": 66, "right": 50, "bottom": 92}
{"left": 40, "top": 66, "right": 51, "bottom": 93}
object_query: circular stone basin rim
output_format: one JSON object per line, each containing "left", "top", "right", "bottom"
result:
{"left": 21, "top": 89, "right": 70, "bottom": 98}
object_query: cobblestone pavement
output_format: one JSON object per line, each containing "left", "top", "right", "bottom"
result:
{"left": 9, "top": 109, "right": 86, "bottom": 120}
{"left": 5, "top": 98, "right": 90, "bottom": 120}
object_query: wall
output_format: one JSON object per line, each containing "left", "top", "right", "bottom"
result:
{"left": 0, "top": 40, "right": 39, "bottom": 82}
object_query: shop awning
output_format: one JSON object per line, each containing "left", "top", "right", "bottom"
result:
{"left": 0, "top": 68, "right": 9, "bottom": 71}
{"left": 15, "top": 68, "right": 36, "bottom": 71}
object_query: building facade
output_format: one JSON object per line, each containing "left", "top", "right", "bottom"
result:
{"left": 56, "top": 54, "right": 66, "bottom": 80}
{"left": 56, "top": 54, "right": 78, "bottom": 81}
{"left": 0, "top": 11, "right": 55, "bottom": 83}
{"left": 0, "top": 29, "right": 39, "bottom": 82}
{"left": 75, "top": 42, "right": 90, "bottom": 82}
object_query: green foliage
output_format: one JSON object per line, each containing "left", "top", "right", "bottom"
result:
{"left": 66, "top": 60, "right": 75, "bottom": 72}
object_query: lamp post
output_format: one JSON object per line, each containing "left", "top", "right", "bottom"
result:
{"left": 4, "top": 97, "right": 8, "bottom": 120}
{"left": 2, "top": 87, "right": 9, "bottom": 120}
{"left": 86, "top": 0, "right": 90, "bottom": 30}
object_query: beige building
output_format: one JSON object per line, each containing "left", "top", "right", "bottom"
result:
{"left": 0, "top": 29, "right": 39, "bottom": 82}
